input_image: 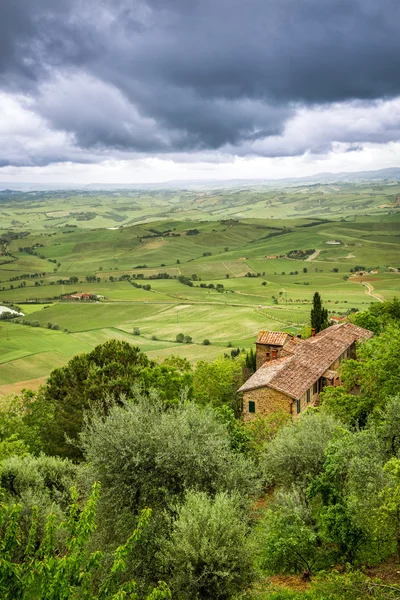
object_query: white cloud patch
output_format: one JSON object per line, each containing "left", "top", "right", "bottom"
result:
{"left": 233, "top": 98, "right": 400, "bottom": 157}
{"left": 2, "top": 86, "right": 400, "bottom": 182}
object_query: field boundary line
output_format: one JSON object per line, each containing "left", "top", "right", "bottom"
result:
{"left": 0, "top": 349, "right": 65, "bottom": 368}
{"left": 222, "top": 261, "right": 236, "bottom": 276}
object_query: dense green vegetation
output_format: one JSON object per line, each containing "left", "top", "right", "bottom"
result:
{"left": 0, "top": 182, "right": 399, "bottom": 596}
{"left": 1, "top": 298, "right": 400, "bottom": 598}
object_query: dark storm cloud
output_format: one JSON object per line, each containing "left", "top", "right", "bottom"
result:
{"left": 1, "top": 0, "right": 400, "bottom": 162}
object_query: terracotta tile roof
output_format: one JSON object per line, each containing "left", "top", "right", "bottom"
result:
{"left": 239, "top": 322, "right": 373, "bottom": 399}
{"left": 239, "top": 357, "right": 291, "bottom": 392}
{"left": 281, "top": 336, "right": 305, "bottom": 356}
{"left": 256, "top": 331, "right": 291, "bottom": 346}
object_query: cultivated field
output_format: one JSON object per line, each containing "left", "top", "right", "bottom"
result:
{"left": 1, "top": 184, "right": 399, "bottom": 393}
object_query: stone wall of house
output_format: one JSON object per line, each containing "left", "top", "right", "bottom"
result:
{"left": 243, "top": 387, "right": 292, "bottom": 422}
{"left": 255, "top": 343, "right": 282, "bottom": 370}
{"left": 294, "top": 386, "right": 320, "bottom": 418}
{"left": 243, "top": 383, "right": 324, "bottom": 422}
{"left": 256, "top": 344, "right": 269, "bottom": 370}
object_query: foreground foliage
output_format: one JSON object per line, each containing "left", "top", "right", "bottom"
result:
{"left": 0, "top": 482, "right": 170, "bottom": 600}
{"left": 162, "top": 491, "right": 254, "bottom": 600}
{"left": 248, "top": 571, "right": 400, "bottom": 599}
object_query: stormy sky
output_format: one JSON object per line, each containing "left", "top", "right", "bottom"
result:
{"left": 1, "top": 0, "right": 400, "bottom": 183}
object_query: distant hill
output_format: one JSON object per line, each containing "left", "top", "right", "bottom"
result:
{"left": 1, "top": 167, "right": 400, "bottom": 192}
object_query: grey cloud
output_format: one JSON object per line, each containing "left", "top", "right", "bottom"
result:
{"left": 1, "top": 0, "right": 400, "bottom": 163}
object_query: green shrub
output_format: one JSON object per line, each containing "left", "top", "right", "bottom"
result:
{"left": 0, "top": 482, "right": 171, "bottom": 600}
{"left": 260, "top": 412, "right": 341, "bottom": 489}
{"left": 80, "top": 400, "right": 259, "bottom": 519}
{"left": 256, "top": 488, "right": 326, "bottom": 576}
{"left": 163, "top": 491, "right": 254, "bottom": 599}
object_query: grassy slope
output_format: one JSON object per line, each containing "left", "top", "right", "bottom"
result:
{"left": 0, "top": 189, "right": 399, "bottom": 390}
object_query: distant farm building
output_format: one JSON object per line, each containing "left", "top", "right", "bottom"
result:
{"left": 62, "top": 292, "right": 102, "bottom": 301}
{"left": 329, "top": 315, "right": 347, "bottom": 324}
{"left": 239, "top": 322, "right": 373, "bottom": 421}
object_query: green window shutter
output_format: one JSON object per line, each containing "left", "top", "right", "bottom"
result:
{"left": 297, "top": 399, "right": 301, "bottom": 414}
{"left": 307, "top": 389, "right": 311, "bottom": 403}
{"left": 313, "top": 382, "right": 317, "bottom": 395}
{"left": 249, "top": 401, "right": 256, "bottom": 414}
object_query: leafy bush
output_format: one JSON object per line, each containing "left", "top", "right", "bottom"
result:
{"left": 260, "top": 411, "right": 341, "bottom": 489}
{"left": 256, "top": 488, "right": 326, "bottom": 576}
{"left": 245, "top": 411, "right": 291, "bottom": 453}
{"left": 0, "top": 454, "right": 78, "bottom": 547}
{"left": 163, "top": 491, "right": 254, "bottom": 600}
{"left": 0, "top": 482, "right": 170, "bottom": 600}
{"left": 194, "top": 356, "right": 243, "bottom": 414}
{"left": 323, "top": 326, "right": 400, "bottom": 424}
{"left": 80, "top": 399, "right": 259, "bottom": 520}
{"left": 349, "top": 310, "right": 381, "bottom": 335}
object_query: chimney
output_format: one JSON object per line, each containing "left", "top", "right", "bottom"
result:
{"left": 311, "top": 328, "right": 316, "bottom": 337}
{"left": 272, "top": 348, "right": 278, "bottom": 360}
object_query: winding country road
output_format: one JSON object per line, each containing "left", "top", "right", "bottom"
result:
{"left": 361, "top": 281, "right": 383, "bottom": 303}
{"left": 305, "top": 249, "right": 321, "bottom": 261}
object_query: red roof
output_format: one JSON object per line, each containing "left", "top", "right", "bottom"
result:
{"left": 256, "top": 331, "right": 291, "bottom": 346}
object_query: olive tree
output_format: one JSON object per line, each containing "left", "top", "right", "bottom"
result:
{"left": 260, "top": 411, "right": 341, "bottom": 489}
{"left": 162, "top": 491, "right": 254, "bottom": 600}
{"left": 80, "top": 399, "right": 259, "bottom": 519}
{"left": 79, "top": 399, "right": 259, "bottom": 589}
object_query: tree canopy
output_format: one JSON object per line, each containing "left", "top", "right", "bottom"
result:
{"left": 310, "top": 292, "right": 329, "bottom": 333}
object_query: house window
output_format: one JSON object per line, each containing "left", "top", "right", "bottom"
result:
{"left": 307, "top": 389, "right": 311, "bottom": 403}
{"left": 297, "top": 399, "right": 301, "bottom": 414}
{"left": 313, "top": 382, "right": 317, "bottom": 395}
{"left": 248, "top": 401, "right": 256, "bottom": 414}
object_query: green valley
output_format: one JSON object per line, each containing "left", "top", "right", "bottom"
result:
{"left": 0, "top": 183, "right": 399, "bottom": 393}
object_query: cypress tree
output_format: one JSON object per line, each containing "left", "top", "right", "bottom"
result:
{"left": 245, "top": 347, "right": 257, "bottom": 371}
{"left": 311, "top": 292, "right": 329, "bottom": 333}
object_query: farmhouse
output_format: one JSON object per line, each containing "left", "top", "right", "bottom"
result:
{"left": 63, "top": 292, "right": 103, "bottom": 301}
{"left": 239, "top": 322, "right": 373, "bottom": 421}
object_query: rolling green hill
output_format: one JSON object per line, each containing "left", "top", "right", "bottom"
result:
{"left": 0, "top": 184, "right": 399, "bottom": 393}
